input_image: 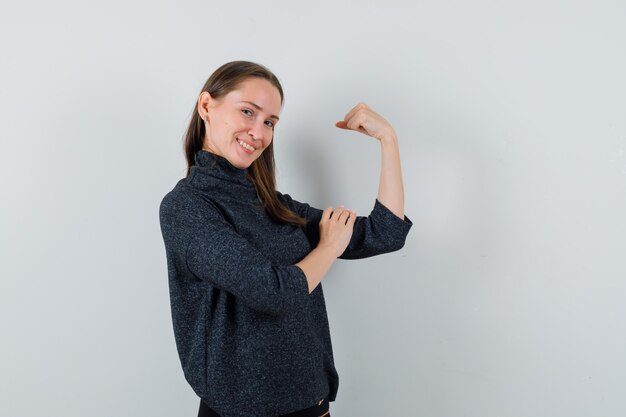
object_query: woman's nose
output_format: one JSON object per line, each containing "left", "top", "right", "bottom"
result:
{"left": 248, "top": 122, "right": 264, "bottom": 142}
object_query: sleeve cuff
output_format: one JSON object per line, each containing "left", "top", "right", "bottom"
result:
{"left": 372, "top": 199, "right": 413, "bottom": 243}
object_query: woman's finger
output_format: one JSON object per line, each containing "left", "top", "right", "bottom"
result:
{"left": 343, "top": 106, "right": 367, "bottom": 129}
{"left": 340, "top": 209, "right": 356, "bottom": 225}
{"left": 335, "top": 208, "right": 351, "bottom": 223}
{"left": 336, "top": 103, "right": 368, "bottom": 130}
{"left": 343, "top": 102, "right": 368, "bottom": 123}
{"left": 346, "top": 113, "right": 367, "bottom": 133}
{"left": 347, "top": 210, "right": 357, "bottom": 226}
{"left": 333, "top": 207, "right": 347, "bottom": 221}
{"left": 335, "top": 120, "right": 349, "bottom": 130}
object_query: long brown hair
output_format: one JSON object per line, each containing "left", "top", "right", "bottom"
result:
{"left": 183, "top": 61, "right": 306, "bottom": 225}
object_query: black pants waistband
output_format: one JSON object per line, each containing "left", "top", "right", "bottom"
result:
{"left": 198, "top": 396, "right": 330, "bottom": 417}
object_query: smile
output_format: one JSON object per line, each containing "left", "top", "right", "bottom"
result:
{"left": 237, "top": 139, "right": 256, "bottom": 153}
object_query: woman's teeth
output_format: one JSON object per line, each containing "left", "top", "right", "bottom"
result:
{"left": 238, "top": 140, "right": 255, "bottom": 152}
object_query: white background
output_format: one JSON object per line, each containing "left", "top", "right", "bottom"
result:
{"left": 1, "top": 1, "right": 625, "bottom": 416}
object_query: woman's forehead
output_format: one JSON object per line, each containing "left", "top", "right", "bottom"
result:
{"left": 226, "top": 78, "right": 282, "bottom": 112}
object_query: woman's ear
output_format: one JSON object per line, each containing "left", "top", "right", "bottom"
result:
{"left": 197, "top": 91, "right": 212, "bottom": 123}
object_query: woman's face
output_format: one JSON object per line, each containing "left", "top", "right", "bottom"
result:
{"left": 199, "top": 77, "right": 282, "bottom": 169}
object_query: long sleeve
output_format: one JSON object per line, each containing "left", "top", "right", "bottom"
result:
{"left": 160, "top": 189, "right": 309, "bottom": 316}
{"left": 279, "top": 193, "right": 413, "bottom": 260}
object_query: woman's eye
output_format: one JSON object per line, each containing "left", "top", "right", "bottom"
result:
{"left": 265, "top": 120, "right": 275, "bottom": 128}
{"left": 241, "top": 109, "right": 253, "bottom": 117}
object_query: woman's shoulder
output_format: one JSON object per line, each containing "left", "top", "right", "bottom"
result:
{"left": 275, "top": 191, "right": 301, "bottom": 210}
{"left": 160, "top": 179, "right": 222, "bottom": 220}
{"left": 276, "top": 191, "right": 324, "bottom": 221}
{"left": 161, "top": 178, "right": 194, "bottom": 207}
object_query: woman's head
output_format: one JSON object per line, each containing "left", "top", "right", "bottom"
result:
{"left": 198, "top": 76, "right": 282, "bottom": 169}
{"left": 184, "top": 61, "right": 284, "bottom": 172}
{"left": 183, "top": 61, "right": 305, "bottom": 225}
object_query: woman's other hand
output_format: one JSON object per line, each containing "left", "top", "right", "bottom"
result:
{"left": 317, "top": 206, "right": 356, "bottom": 257}
{"left": 335, "top": 102, "right": 396, "bottom": 143}
{"left": 296, "top": 206, "right": 356, "bottom": 293}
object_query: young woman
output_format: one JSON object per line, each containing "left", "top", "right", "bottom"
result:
{"left": 159, "top": 61, "right": 412, "bottom": 417}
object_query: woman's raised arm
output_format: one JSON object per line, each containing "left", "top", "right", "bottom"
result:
{"left": 336, "top": 102, "right": 405, "bottom": 219}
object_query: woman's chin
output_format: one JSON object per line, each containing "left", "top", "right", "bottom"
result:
{"left": 231, "top": 156, "right": 255, "bottom": 169}
{"left": 232, "top": 147, "right": 260, "bottom": 169}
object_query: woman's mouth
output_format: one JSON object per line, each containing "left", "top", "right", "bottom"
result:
{"left": 237, "top": 139, "right": 256, "bottom": 154}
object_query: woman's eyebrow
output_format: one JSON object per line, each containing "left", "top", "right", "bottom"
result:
{"left": 241, "top": 101, "right": 279, "bottom": 120}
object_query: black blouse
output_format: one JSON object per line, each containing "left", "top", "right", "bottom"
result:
{"left": 159, "top": 150, "right": 412, "bottom": 417}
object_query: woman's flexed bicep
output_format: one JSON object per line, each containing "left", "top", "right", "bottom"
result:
{"left": 278, "top": 193, "right": 412, "bottom": 260}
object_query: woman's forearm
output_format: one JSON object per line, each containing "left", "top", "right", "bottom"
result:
{"left": 377, "top": 134, "right": 405, "bottom": 219}
{"left": 295, "top": 206, "right": 357, "bottom": 294}
{"left": 295, "top": 245, "right": 337, "bottom": 294}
